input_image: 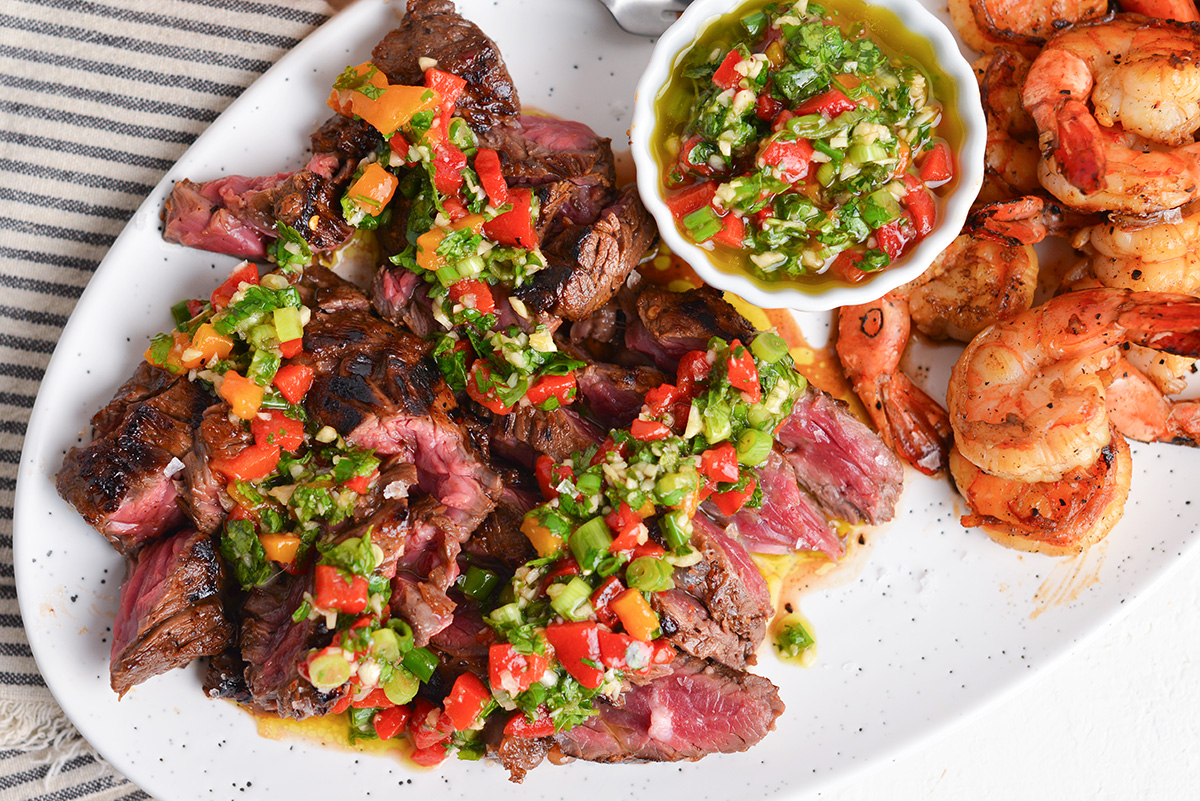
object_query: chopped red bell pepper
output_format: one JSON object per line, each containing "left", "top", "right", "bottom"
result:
{"left": 535, "top": 454, "right": 574, "bottom": 500}
{"left": 433, "top": 140, "right": 467, "bottom": 197}
{"left": 630, "top": 419, "right": 671, "bottom": 441}
{"left": 711, "top": 477, "right": 758, "bottom": 516}
{"left": 343, "top": 469, "right": 378, "bottom": 495}
{"left": 830, "top": 250, "right": 871, "bottom": 284}
{"left": 543, "top": 555, "right": 581, "bottom": 581}
{"left": 409, "top": 745, "right": 449, "bottom": 766}
{"left": 409, "top": 698, "right": 454, "bottom": 750}
{"left": 701, "top": 442, "right": 740, "bottom": 485}
{"left": 725, "top": 340, "right": 760, "bottom": 403}
{"left": 504, "top": 708, "right": 555, "bottom": 738}
{"left": 443, "top": 672, "right": 490, "bottom": 731}
{"left": 250, "top": 410, "right": 304, "bottom": 453}
{"left": 272, "top": 363, "right": 314, "bottom": 404}
{"left": 876, "top": 219, "right": 916, "bottom": 263}
{"left": 473, "top": 147, "right": 509, "bottom": 206}
{"left": 488, "top": 644, "right": 550, "bottom": 694}
{"left": 605, "top": 502, "right": 644, "bottom": 544}
{"left": 448, "top": 278, "right": 496, "bottom": 314}
{"left": 211, "top": 441, "right": 280, "bottom": 482}
{"left": 525, "top": 372, "right": 577, "bottom": 409}
{"left": 756, "top": 93, "right": 784, "bottom": 121}
{"left": 713, "top": 211, "right": 746, "bottom": 248}
{"left": 795, "top": 89, "right": 856, "bottom": 117}
{"left": 425, "top": 67, "right": 466, "bottom": 117}
{"left": 372, "top": 704, "right": 410, "bottom": 740}
{"left": 664, "top": 180, "right": 716, "bottom": 219}
{"left": 676, "top": 350, "right": 712, "bottom": 397}
{"left": 596, "top": 630, "right": 650, "bottom": 670}
{"left": 543, "top": 621, "right": 605, "bottom": 689}
{"left": 642, "top": 383, "right": 683, "bottom": 417}
{"left": 483, "top": 187, "right": 538, "bottom": 249}
{"left": 441, "top": 196, "right": 469, "bottom": 221}
{"left": 771, "top": 109, "right": 796, "bottom": 133}
{"left": 630, "top": 541, "right": 667, "bottom": 560}
{"left": 185, "top": 298, "right": 206, "bottom": 318}
{"left": 918, "top": 141, "right": 954, "bottom": 185}
{"left": 589, "top": 436, "right": 629, "bottom": 467}
{"left": 465, "top": 362, "right": 514, "bottom": 415}
{"left": 759, "top": 138, "right": 814, "bottom": 184}
{"left": 902, "top": 173, "right": 936, "bottom": 237}
{"left": 678, "top": 135, "right": 716, "bottom": 177}
{"left": 210, "top": 262, "right": 259, "bottom": 310}
{"left": 712, "top": 50, "right": 745, "bottom": 91}
{"left": 314, "top": 564, "right": 369, "bottom": 614}
{"left": 590, "top": 576, "right": 625, "bottom": 629}
{"left": 278, "top": 337, "right": 303, "bottom": 358}
{"left": 351, "top": 687, "right": 395, "bottom": 710}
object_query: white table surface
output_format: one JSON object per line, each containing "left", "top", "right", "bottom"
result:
{"left": 821, "top": 555, "right": 1200, "bottom": 799}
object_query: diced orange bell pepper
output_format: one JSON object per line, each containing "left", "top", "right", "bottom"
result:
{"left": 610, "top": 589, "right": 660, "bottom": 642}
{"left": 327, "top": 62, "right": 386, "bottom": 117}
{"left": 354, "top": 84, "right": 440, "bottom": 138}
{"left": 219, "top": 370, "right": 264, "bottom": 420}
{"left": 188, "top": 322, "right": 234, "bottom": 366}
{"left": 144, "top": 330, "right": 190, "bottom": 372}
{"left": 259, "top": 533, "right": 301, "bottom": 564}
{"left": 415, "top": 228, "right": 448, "bottom": 273}
{"left": 346, "top": 162, "right": 399, "bottom": 216}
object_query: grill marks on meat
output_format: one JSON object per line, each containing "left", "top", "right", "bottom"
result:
{"left": 655, "top": 514, "right": 772, "bottom": 669}
{"left": 576, "top": 362, "right": 667, "bottom": 429}
{"left": 515, "top": 187, "right": 657, "bottom": 321}
{"left": 372, "top": 0, "right": 519, "bottom": 131}
{"left": 241, "top": 573, "right": 347, "bottom": 719}
{"left": 705, "top": 449, "right": 842, "bottom": 559}
{"left": 57, "top": 364, "right": 212, "bottom": 554}
{"left": 465, "top": 487, "right": 537, "bottom": 568}
{"left": 272, "top": 169, "right": 354, "bottom": 251}
{"left": 555, "top": 656, "right": 783, "bottom": 762}
{"left": 310, "top": 114, "right": 381, "bottom": 166}
{"left": 623, "top": 283, "right": 757, "bottom": 372}
{"left": 488, "top": 405, "right": 603, "bottom": 467}
{"left": 110, "top": 529, "right": 233, "bottom": 696}
{"left": 777, "top": 386, "right": 904, "bottom": 525}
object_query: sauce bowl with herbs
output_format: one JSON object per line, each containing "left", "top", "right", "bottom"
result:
{"left": 631, "top": 0, "right": 985, "bottom": 311}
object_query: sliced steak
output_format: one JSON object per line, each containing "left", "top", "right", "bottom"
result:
{"left": 339, "top": 460, "right": 420, "bottom": 579}
{"left": 179, "top": 403, "right": 248, "bottom": 535}
{"left": 241, "top": 572, "right": 347, "bottom": 719}
{"left": 372, "top": 0, "right": 519, "bottom": 131}
{"left": 488, "top": 405, "right": 603, "bottom": 466}
{"left": 203, "top": 648, "right": 253, "bottom": 706}
{"left": 57, "top": 364, "right": 212, "bottom": 554}
{"left": 776, "top": 386, "right": 904, "bottom": 525}
{"left": 372, "top": 266, "right": 437, "bottom": 337}
{"left": 428, "top": 600, "right": 495, "bottom": 660}
{"left": 297, "top": 262, "right": 373, "bottom": 314}
{"left": 464, "top": 486, "right": 537, "bottom": 568}
{"left": 389, "top": 495, "right": 469, "bottom": 645}
{"left": 110, "top": 529, "right": 234, "bottom": 696}
{"left": 496, "top": 733, "right": 553, "bottom": 783}
{"left": 555, "top": 656, "right": 783, "bottom": 762}
{"left": 300, "top": 268, "right": 500, "bottom": 531}
{"left": 576, "top": 362, "right": 667, "bottom": 429}
{"left": 623, "top": 283, "right": 757, "bottom": 372}
{"left": 656, "top": 514, "right": 772, "bottom": 668}
{"left": 705, "top": 449, "right": 842, "bottom": 559}
{"left": 310, "top": 113, "right": 381, "bottom": 165}
{"left": 514, "top": 187, "right": 656, "bottom": 322}
{"left": 272, "top": 168, "right": 354, "bottom": 251}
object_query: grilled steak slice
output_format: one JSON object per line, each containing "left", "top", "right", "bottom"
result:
{"left": 657, "top": 514, "right": 772, "bottom": 668}
{"left": 372, "top": 267, "right": 438, "bottom": 337}
{"left": 300, "top": 268, "right": 500, "bottom": 531}
{"left": 389, "top": 495, "right": 470, "bottom": 645}
{"left": 496, "top": 732, "right": 552, "bottom": 783}
{"left": 57, "top": 364, "right": 212, "bottom": 554}
{"left": 110, "top": 529, "right": 234, "bottom": 696}
{"left": 776, "top": 385, "right": 904, "bottom": 525}
{"left": 241, "top": 572, "right": 347, "bottom": 719}
{"left": 297, "top": 262, "right": 373, "bottom": 314}
{"left": 311, "top": 113, "right": 381, "bottom": 165}
{"left": 464, "top": 486, "right": 537, "bottom": 568}
{"left": 180, "top": 403, "right": 247, "bottom": 535}
{"left": 704, "top": 449, "right": 842, "bottom": 559}
{"left": 203, "top": 648, "right": 253, "bottom": 706}
{"left": 623, "top": 283, "right": 757, "bottom": 372}
{"left": 514, "top": 187, "right": 657, "bottom": 321}
{"left": 576, "top": 362, "right": 667, "bottom": 429}
{"left": 555, "top": 656, "right": 783, "bottom": 762}
{"left": 272, "top": 168, "right": 354, "bottom": 251}
{"left": 372, "top": 0, "right": 519, "bottom": 131}
{"left": 488, "top": 405, "right": 603, "bottom": 466}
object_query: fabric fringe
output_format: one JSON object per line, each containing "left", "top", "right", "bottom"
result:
{"left": 0, "top": 697, "right": 100, "bottom": 780}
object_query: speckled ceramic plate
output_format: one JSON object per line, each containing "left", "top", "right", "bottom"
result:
{"left": 14, "top": 1, "right": 1200, "bottom": 799}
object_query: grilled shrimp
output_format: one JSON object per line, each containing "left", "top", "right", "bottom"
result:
{"left": 1024, "top": 15, "right": 1200, "bottom": 213}
{"left": 966, "top": 194, "right": 1098, "bottom": 246}
{"left": 1118, "top": 0, "right": 1199, "bottom": 23}
{"left": 979, "top": 50, "right": 1043, "bottom": 203}
{"left": 836, "top": 235, "right": 1038, "bottom": 474}
{"left": 949, "top": 0, "right": 1107, "bottom": 53}
{"left": 947, "top": 287, "right": 1200, "bottom": 482}
{"left": 949, "top": 428, "right": 1132, "bottom": 555}
{"left": 1071, "top": 204, "right": 1200, "bottom": 294}
{"left": 1105, "top": 357, "right": 1200, "bottom": 443}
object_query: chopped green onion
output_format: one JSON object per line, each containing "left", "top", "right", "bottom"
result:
{"left": 575, "top": 472, "right": 602, "bottom": 497}
{"left": 815, "top": 161, "right": 838, "bottom": 187}
{"left": 383, "top": 667, "right": 420, "bottom": 705}
{"left": 386, "top": 618, "right": 415, "bottom": 652}
{"left": 490, "top": 602, "right": 523, "bottom": 628}
{"left": 247, "top": 348, "right": 281, "bottom": 386}
{"left": 659, "top": 510, "right": 694, "bottom": 554}
{"left": 655, "top": 468, "right": 699, "bottom": 508}
{"left": 735, "top": 428, "right": 773, "bottom": 466}
{"left": 308, "top": 650, "right": 352, "bottom": 690}
{"left": 750, "top": 332, "right": 789, "bottom": 364}
{"left": 682, "top": 206, "right": 723, "bottom": 242}
{"left": 247, "top": 323, "right": 278, "bottom": 351}
{"left": 701, "top": 401, "right": 733, "bottom": 443}
{"left": 171, "top": 299, "right": 192, "bottom": 328}
{"left": 550, "top": 576, "right": 593, "bottom": 621}
{"left": 847, "top": 143, "right": 887, "bottom": 165}
{"left": 371, "top": 628, "right": 403, "bottom": 663}
{"left": 570, "top": 516, "right": 613, "bottom": 573}
{"left": 459, "top": 565, "right": 501, "bottom": 602}
{"left": 401, "top": 646, "right": 438, "bottom": 683}
{"left": 626, "top": 556, "right": 675, "bottom": 592}
{"left": 740, "top": 9, "right": 767, "bottom": 38}
{"left": 776, "top": 620, "right": 815, "bottom": 658}
{"left": 273, "top": 306, "right": 303, "bottom": 343}
{"left": 436, "top": 263, "right": 461, "bottom": 286}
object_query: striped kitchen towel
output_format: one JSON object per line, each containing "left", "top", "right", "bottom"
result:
{"left": 0, "top": 2, "right": 341, "bottom": 798}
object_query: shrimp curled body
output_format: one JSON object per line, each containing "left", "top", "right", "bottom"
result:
{"left": 947, "top": 287, "right": 1200, "bottom": 482}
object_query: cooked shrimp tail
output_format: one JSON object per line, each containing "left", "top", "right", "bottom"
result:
{"left": 1106, "top": 358, "right": 1200, "bottom": 444}
{"left": 1118, "top": 0, "right": 1200, "bottom": 22}
{"left": 966, "top": 195, "right": 1097, "bottom": 246}
{"left": 1056, "top": 99, "right": 1106, "bottom": 193}
{"left": 881, "top": 377, "right": 954, "bottom": 474}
